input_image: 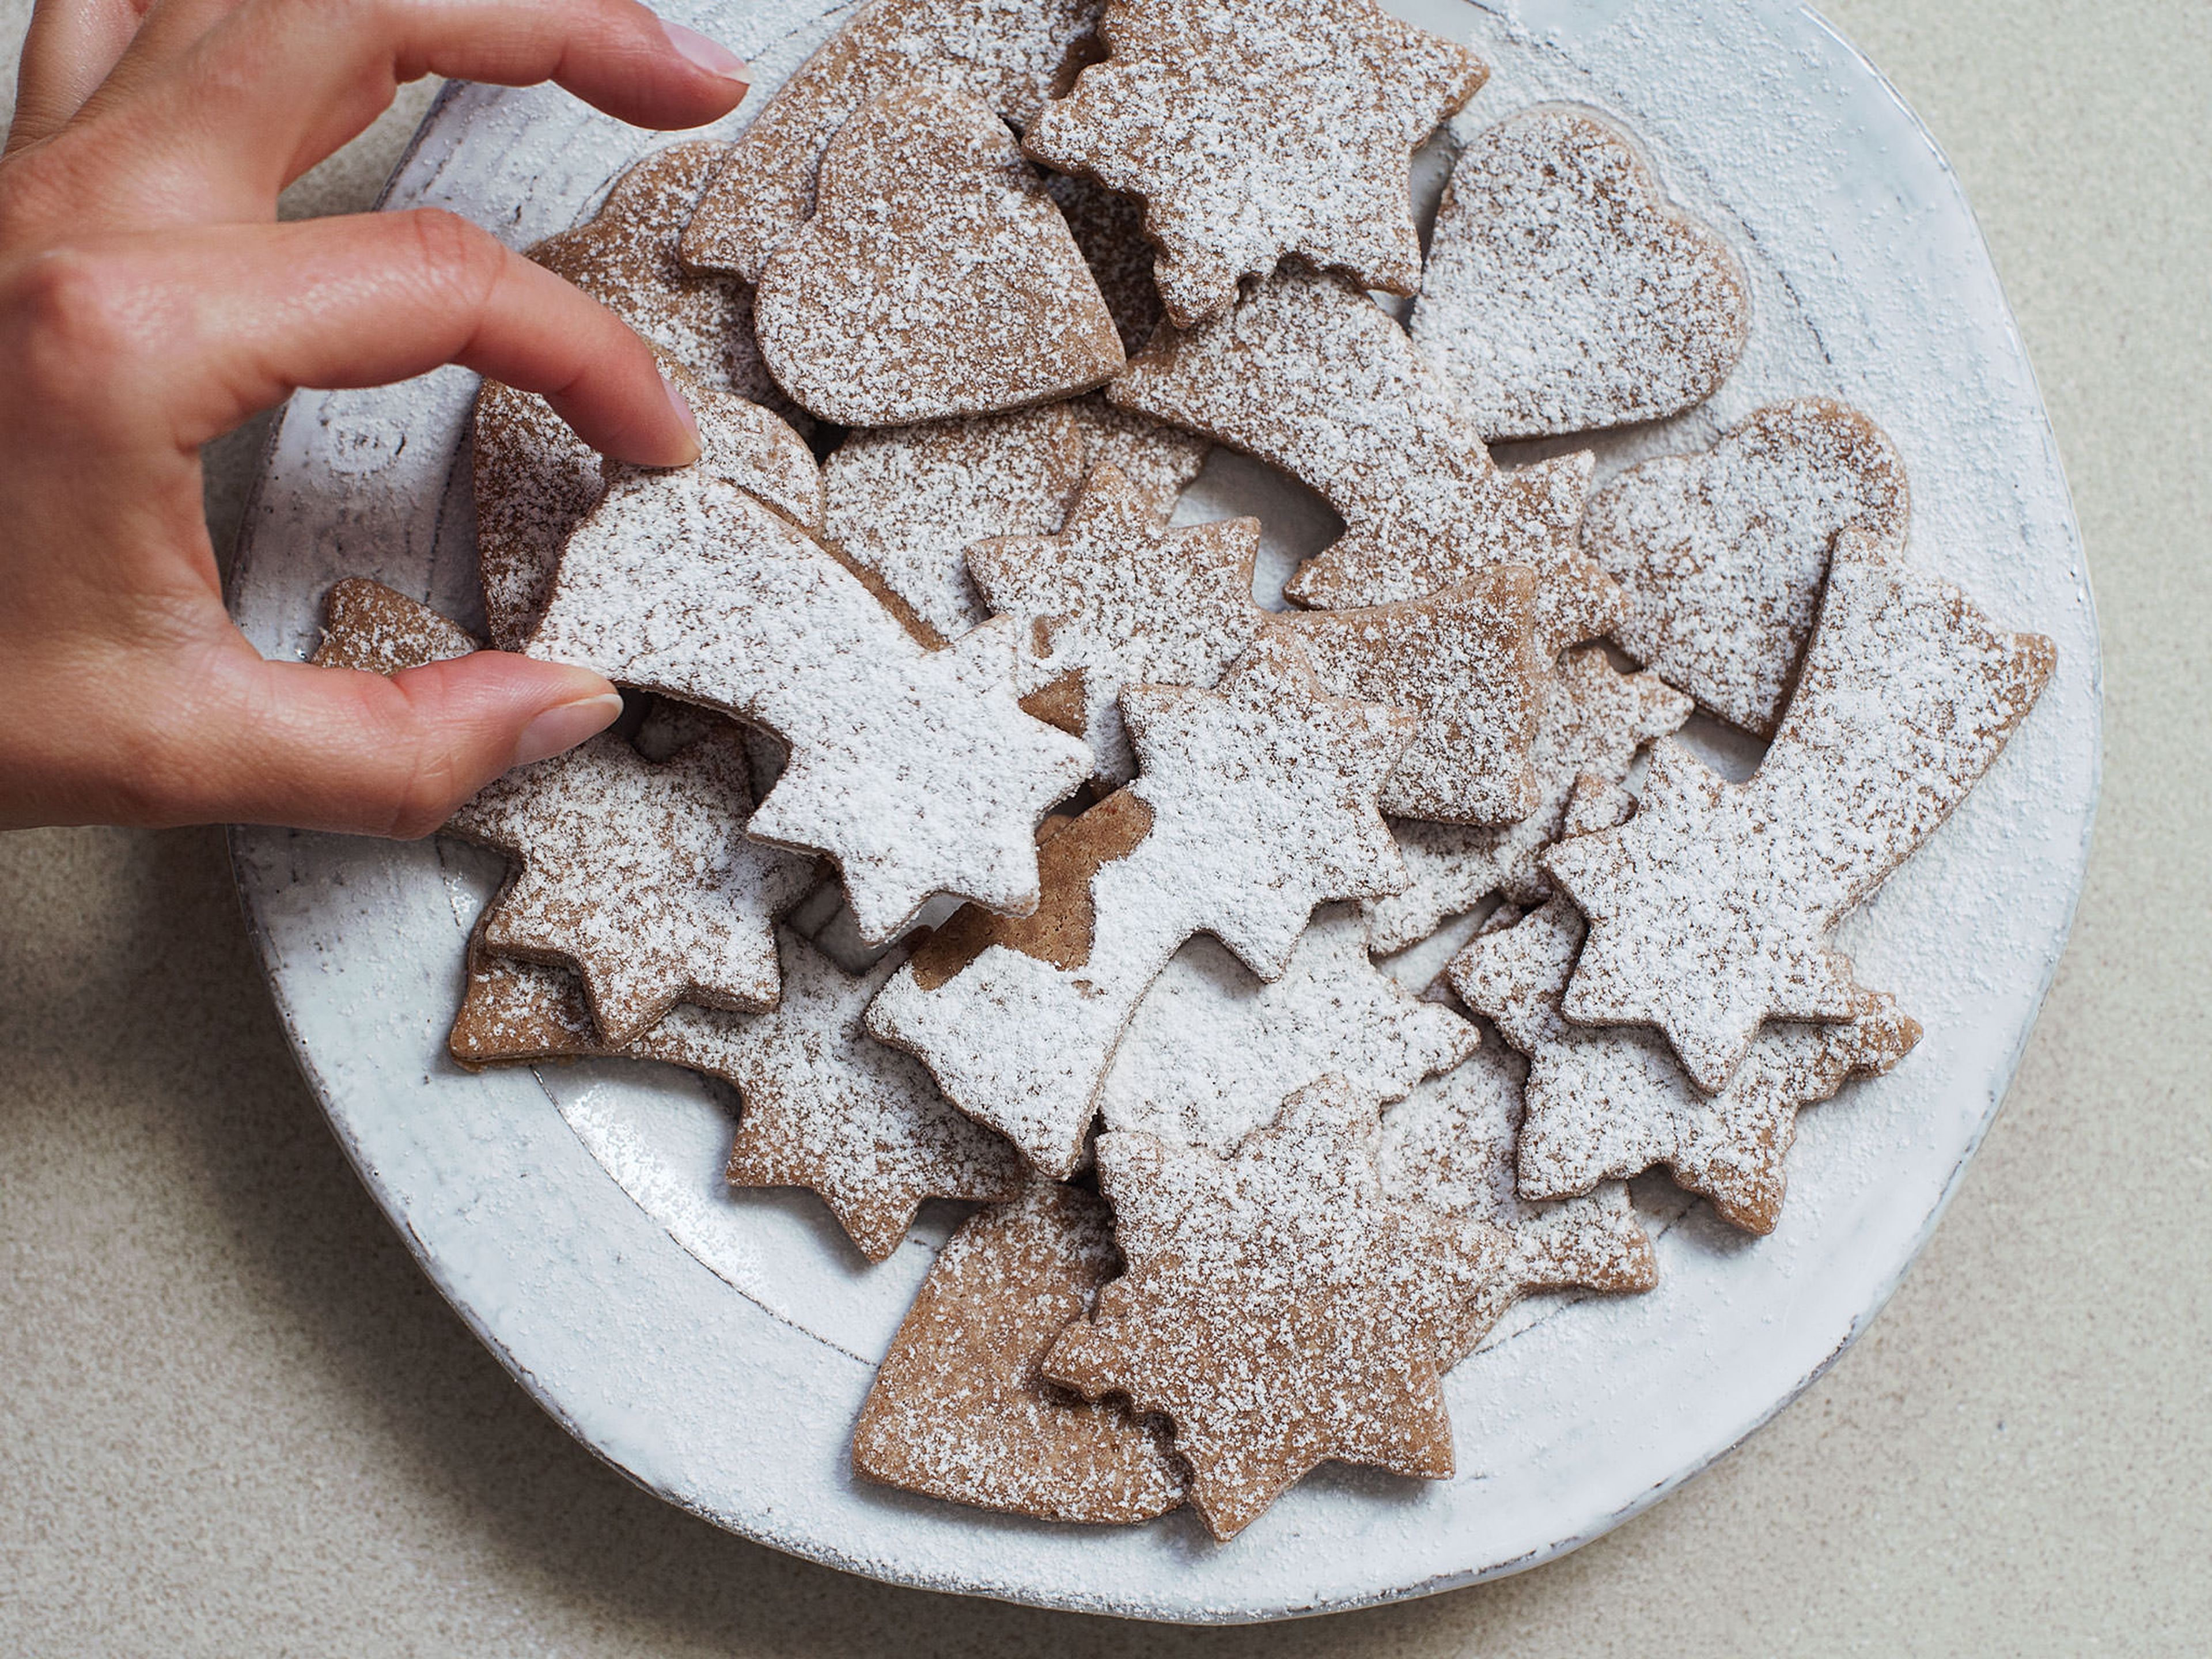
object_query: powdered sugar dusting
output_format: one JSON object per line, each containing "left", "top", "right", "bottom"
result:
{"left": 1452, "top": 896, "right": 1918, "bottom": 1234}
{"left": 864, "top": 634, "right": 1412, "bottom": 1178}
{"left": 527, "top": 387, "right": 1092, "bottom": 942}
{"left": 447, "top": 723, "right": 820, "bottom": 1044}
{"left": 683, "top": 0, "right": 1107, "bottom": 283}
{"left": 1025, "top": 0, "right": 1486, "bottom": 325}
{"left": 1583, "top": 399, "right": 1910, "bottom": 734}
{"left": 1412, "top": 106, "right": 1749, "bottom": 440}
{"left": 752, "top": 85, "right": 1124, "bottom": 426}
{"left": 1377, "top": 1037, "right": 1656, "bottom": 1362}
{"left": 852, "top": 1181, "right": 1188, "bottom": 1522}
{"left": 1111, "top": 265, "right": 1614, "bottom": 631}
{"left": 1545, "top": 529, "right": 2055, "bottom": 1092}
{"left": 634, "top": 929, "right": 1024, "bottom": 1260}
{"left": 1045, "top": 1075, "right": 1505, "bottom": 1540}
{"left": 1100, "top": 904, "right": 1477, "bottom": 1152}
{"left": 1366, "top": 649, "right": 1691, "bottom": 952}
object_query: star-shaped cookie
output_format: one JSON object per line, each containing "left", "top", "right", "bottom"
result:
{"left": 1452, "top": 898, "right": 1920, "bottom": 1233}
{"left": 448, "top": 722, "right": 821, "bottom": 1046}
{"left": 866, "top": 634, "right": 1413, "bottom": 1177}
{"left": 967, "top": 464, "right": 1264, "bottom": 781}
{"left": 528, "top": 386, "right": 1093, "bottom": 943}
{"left": 633, "top": 931, "right": 1024, "bottom": 1261}
{"left": 1378, "top": 1036, "right": 1658, "bottom": 1361}
{"left": 1543, "top": 531, "right": 2052, "bottom": 1092}
{"left": 1044, "top": 1074, "right": 1505, "bottom": 1539}
{"left": 1025, "top": 0, "right": 1487, "bottom": 325}
{"left": 852, "top": 1181, "right": 1188, "bottom": 1522}
{"left": 1109, "top": 264, "right": 1615, "bottom": 636}
{"left": 1366, "top": 649, "right": 1693, "bottom": 952}
{"left": 1099, "top": 903, "right": 1478, "bottom": 1152}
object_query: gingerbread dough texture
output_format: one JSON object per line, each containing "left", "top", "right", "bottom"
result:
{"left": 1453, "top": 897, "right": 1919, "bottom": 1233}
{"left": 1109, "top": 265, "right": 1613, "bottom": 637}
{"left": 865, "top": 635, "right": 1414, "bottom": 1179}
{"left": 1044, "top": 1075, "right": 1505, "bottom": 1539}
{"left": 681, "top": 0, "right": 1107, "bottom": 282}
{"left": 312, "top": 577, "right": 477, "bottom": 674}
{"left": 1543, "top": 531, "right": 2054, "bottom": 1092}
{"left": 474, "top": 142, "right": 804, "bottom": 650}
{"left": 1377, "top": 1033, "right": 1658, "bottom": 1361}
{"left": 1366, "top": 650, "right": 1693, "bottom": 952}
{"left": 1025, "top": 0, "right": 1487, "bottom": 325}
{"left": 1274, "top": 569, "right": 1546, "bottom": 824}
{"left": 445, "top": 722, "right": 820, "bottom": 1046}
{"left": 1582, "top": 399, "right": 1911, "bottom": 734}
{"left": 1412, "top": 108, "right": 1749, "bottom": 440}
{"left": 527, "top": 388, "right": 1093, "bottom": 944}
{"left": 1099, "top": 904, "right": 1478, "bottom": 1153}
{"left": 638, "top": 930, "right": 1024, "bottom": 1261}
{"left": 967, "top": 465, "right": 1265, "bottom": 782}
{"left": 851, "top": 1181, "right": 1188, "bottom": 1522}
{"left": 753, "top": 86, "right": 1125, "bottom": 427}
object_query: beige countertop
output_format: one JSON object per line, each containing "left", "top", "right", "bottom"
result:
{"left": 3, "top": 2, "right": 2205, "bottom": 1652}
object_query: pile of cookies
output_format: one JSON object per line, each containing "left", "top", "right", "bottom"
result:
{"left": 316, "top": 0, "right": 2055, "bottom": 1542}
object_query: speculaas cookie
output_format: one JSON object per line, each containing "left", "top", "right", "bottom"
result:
{"left": 1366, "top": 649, "right": 1693, "bottom": 953}
{"left": 1024, "top": 0, "right": 1488, "bottom": 326}
{"left": 1582, "top": 399, "right": 1911, "bottom": 735}
{"left": 1045, "top": 172, "right": 1168, "bottom": 355}
{"left": 752, "top": 85, "right": 1125, "bottom": 427}
{"left": 966, "top": 464, "right": 1264, "bottom": 782}
{"left": 865, "top": 634, "right": 1413, "bottom": 1179}
{"left": 1043, "top": 1074, "right": 1505, "bottom": 1539}
{"left": 1377, "top": 1033, "right": 1657, "bottom": 1362}
{"left": 312, "top": 577, "right": 477, "bottom": 674}
{"left": 528, "top": 385, "right": 1093, "bottom": 944}
{"left": 823, "top": 404, "right": 1089, "bottom": 645}
{"left": 446, "top": 720, "right": 820, "bottom": 1045}
{"left": 820, "top": 399, "right": 1207, "bottom": 647}
{"left": 446, "top": 922, "right": 1016, "bottom": 1260}
{"left": 639, "top": 930, "right": 1023, "bottom": 1260}
{"left": 1453, "top": 895, "right": 1919, "bottom": 1233}
{"left": 851, "top": 1180, "right": 1188, "bottom": 1522}
{"left": 1109, "top": 265, "right": 1613, "bottom": 635}
{"left": 1543, "top": 530, "right": 2054, "bottom": 1092}
{"left": 1412, "top": 108, "right": 1750, "bottom": 440}
{"left": 680, "top": 0, "right": 1107, "bottom": 283}
{"left": 1274, "top": 570, "right": 1546, "bottom": 824}
{"left": 1099, "top": 903, "right": 1478, "bottom": 1152}
{"left": 473, "top": 143, "right": 810, "bottom": 650}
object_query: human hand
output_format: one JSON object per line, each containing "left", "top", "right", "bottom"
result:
{"left": 0, "top": 0, "right": 751, "bottom": 835}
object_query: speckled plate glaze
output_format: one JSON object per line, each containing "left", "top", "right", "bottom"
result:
{"left": 227, "top": 0, "right": 2100, "bottom": 1623}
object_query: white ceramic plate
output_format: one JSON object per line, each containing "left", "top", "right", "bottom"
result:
{"left": 227, "top": 0, "right": 2101, "bottom": 1623}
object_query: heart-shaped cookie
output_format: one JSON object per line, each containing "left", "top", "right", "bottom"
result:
{"left": 1582, "top": 399, "right": 1910, "bottom": 734}
{"left": 753, "top": 84, "right": 1126, "bottom": 426}
{"left": 1412, "top": 106, "right": 1750, "bottom": 440}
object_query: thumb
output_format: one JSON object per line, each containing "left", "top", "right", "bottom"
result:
{"left": 169, "top": 646, "right": 623, "bottom": 837}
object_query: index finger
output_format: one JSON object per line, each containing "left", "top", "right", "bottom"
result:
{"left": 32, "top": 0, "right": 749, "bottom": 225}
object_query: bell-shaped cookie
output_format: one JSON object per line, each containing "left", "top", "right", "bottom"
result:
{"left": 754, "top": 85, "right": 1126, "bottom": 426}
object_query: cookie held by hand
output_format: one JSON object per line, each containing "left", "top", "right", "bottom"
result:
{"left": 754, "top": 85, "right": 1126, "bottom": 426}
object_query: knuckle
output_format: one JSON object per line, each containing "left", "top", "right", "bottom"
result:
{"left": 399, "top": 207, "right": 504, "bottom": 298}
{"left": 2, "top": 246, "right": 141, "bottom": 406}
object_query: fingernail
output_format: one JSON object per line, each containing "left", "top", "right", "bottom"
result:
{"left": 661, "top": 19, "right": 751, "bottom": 87}
{"left": 662, "top": 369, "right": 703, "bottom": 464}
{"left": 512, "top": 693, "right": 624, "bottom": 768}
